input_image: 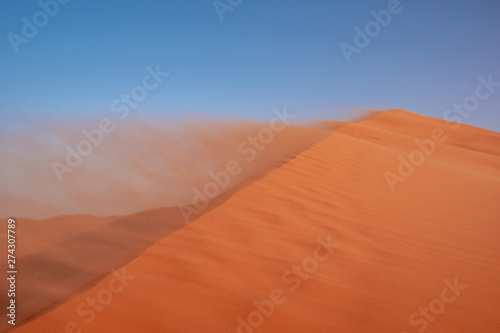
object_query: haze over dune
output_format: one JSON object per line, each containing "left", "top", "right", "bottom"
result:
{"left": 2, "top": 114, "right": 340, "bottom": 331}
{"left": 0, "top": 112, "right": 337, "bottom": 219}
{"left": 7, "top": 110, "right": 500, "bottom": 333}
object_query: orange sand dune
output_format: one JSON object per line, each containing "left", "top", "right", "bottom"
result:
{"left": 12, "top": 110, "right": 500, "bottom": 332}
{"left": 1, "top": 123, "right": 335, "bottom": 332}
{"left": 0, "top": 117, "right": 337, "bottom": 220}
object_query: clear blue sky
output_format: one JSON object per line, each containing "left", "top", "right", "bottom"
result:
{"left": 1, "top": 0, "right": 499, "bottom": 130}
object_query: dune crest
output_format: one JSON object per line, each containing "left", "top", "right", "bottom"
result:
{"left": 1, "top": 114, "right": 333, "bottom": 220}
{"left": 1, "top": 118, "right": 338, "bottom": 331}
{"left": 10, "top": 110, "right": 500, "bottom": 332}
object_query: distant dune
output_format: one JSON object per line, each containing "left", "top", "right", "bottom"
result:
{"left": 8, "top": 110, "right": 500, "bottom": 332}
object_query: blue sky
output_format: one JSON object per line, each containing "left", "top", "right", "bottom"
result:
{"left": 1, "top": 0, "right": 499, "bottom": 130}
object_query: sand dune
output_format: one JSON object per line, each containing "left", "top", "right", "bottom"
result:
{"left": 10, "top": 110, "right": 500, "bottom": 332}
{"left": 0, "top": 116, "right": 336, "bottom": 220}
{"left": 1, "top": 123, "right": 335, "bottom": 332}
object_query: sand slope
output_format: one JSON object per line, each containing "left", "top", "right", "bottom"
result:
{"left": 2, "top": 124, "right": 335, "bottom": 332}
{"left": 13, "top": 110, "right": 500, "bottom": 332}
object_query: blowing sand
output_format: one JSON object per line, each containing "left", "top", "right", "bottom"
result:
{"left": 5, "top": 110, "right": 500, "bottom": 332}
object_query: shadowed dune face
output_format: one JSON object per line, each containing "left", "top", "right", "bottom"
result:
{"left": 10, "top": 110, "right": 500, "bottom": 333}
{"left": 0, "top": 115, "right": 341, "bottom": 331}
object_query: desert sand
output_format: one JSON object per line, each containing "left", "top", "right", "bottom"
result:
{"left": 6, "top": 110, "right": 500, "bottom": 332}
